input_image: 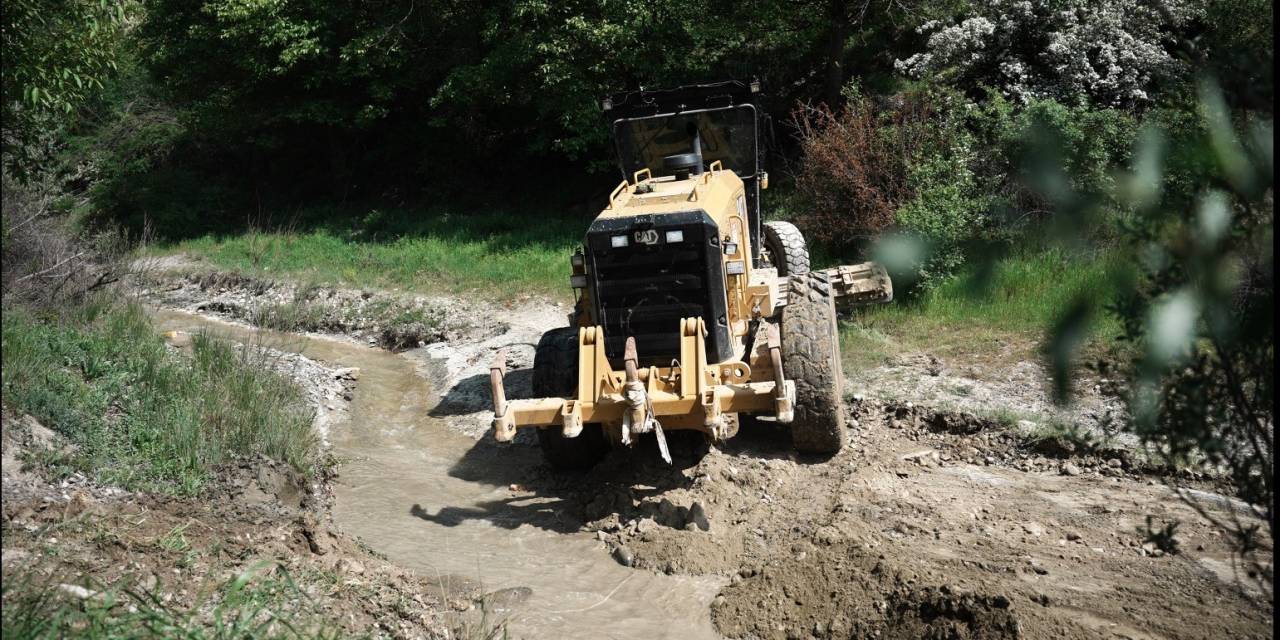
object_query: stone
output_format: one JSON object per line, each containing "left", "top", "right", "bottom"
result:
{"left": 337, "top": 558, "right": 366, "bottom": 575}
{"left": 612, "top": 545, "right": 636, "bottom": 567}
{"left": 686, "top": 502, "right": 710, "bottom": 532}
{"left": 1060, "top": 462, "right": 1082, "bottom": 476}
{"left": 636, "top": 517, "right": 657, "bottom": 534}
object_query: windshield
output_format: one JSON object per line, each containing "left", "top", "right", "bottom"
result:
{"left": 612, "top": 104, "right": 758, "bottom": 179}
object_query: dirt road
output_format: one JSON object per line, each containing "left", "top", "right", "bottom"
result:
{"left": 139, "top": 270, "right": 1272, "bottom": 639}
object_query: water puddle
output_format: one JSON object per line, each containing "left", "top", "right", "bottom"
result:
{"left": 149, "top": 309, "right": 723, "bottom": 639}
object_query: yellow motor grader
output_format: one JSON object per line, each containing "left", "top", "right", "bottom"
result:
{"left": 489, "top": 80, "right": 892, "bottom": 468}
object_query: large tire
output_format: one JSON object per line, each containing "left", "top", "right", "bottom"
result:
{"left": 763, "top": 221, "right": 810, "bottom": 276}
{"left": 531, "top": 327, "right": 610, "bottom": 470}
{"left": 781, "top": 272, "right": 845, "bottom": 454}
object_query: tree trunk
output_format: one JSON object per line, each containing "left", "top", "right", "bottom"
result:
{"left": 822, "top": 0, "right": 852, "bottom": 108}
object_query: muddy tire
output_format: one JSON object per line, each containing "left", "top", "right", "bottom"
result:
{"left": 763, "top": 221, "right": 810, "bottom": 276}
{"left": 532, "top": 327, "right": 610, "bottom": 470}
{"left": 781, "top": 272, "right": 845, "bottom": 454}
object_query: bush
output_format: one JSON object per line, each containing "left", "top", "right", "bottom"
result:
{"left": 791, "top": 86, "right": 991, "bottom": 287}
{"left": 789, "top": 98, "right": 918, "bottom": 243}
{"left": 1, "top": 175, "right": 127, "bottom": 307}
{"left": 895, "top": 0, "right": 1199, "bottom": 108}
{"left": 998, "top": 97, "right": 1136, "bottom": 204}
{"left": 894, "top": 142, "right": 988, "bottom": 282}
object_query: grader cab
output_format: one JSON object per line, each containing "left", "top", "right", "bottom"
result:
{"left": 489, "top": 80, "right": 892, "bottom": 468}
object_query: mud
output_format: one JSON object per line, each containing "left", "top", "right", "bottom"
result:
{"left": 847, "top": 349, "right": 1130, "bottom": 446}
{"left": 571, "top": 404, "right": 1273, "bottom": 639}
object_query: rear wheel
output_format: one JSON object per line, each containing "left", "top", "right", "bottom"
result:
{"left": 781, "top": 272, "right": 845, "bottom": 454}
{"left": 763, "top": 221, "right": 810, "bottom": 276}
{"left": 532, "top": 327, "right": 610, "bottom": 470}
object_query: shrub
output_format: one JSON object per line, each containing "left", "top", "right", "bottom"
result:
{"left": 789, "top": 99, "right": 919, "bottom": 244}
{"left": 896, "top": 0, "right": 1200, "bottom": 108}
{"left": 966, "top": 91, "right": 1137, "bottom": 224}
{"left": 1042, "top": 81, "right": 1274, "bottom": 581}
{"left": 791, "top": 86, "right": 991, "bottom": 287}
{"left": 1, "top": 175, "right": 127, "bottom": 308}
{"left": 894, "top": 141, "right": 989, "bottom": 282}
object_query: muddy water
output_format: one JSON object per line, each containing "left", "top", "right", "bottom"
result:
{"left": 150, "top": 309, "right": 723, "bottom": 639}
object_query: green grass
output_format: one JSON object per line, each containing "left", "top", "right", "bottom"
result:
{"left": 840, "top": 244, "right": 1133, "bottom": 372}
{"left": 154, "top": 208, "right": 585, "bottom": 300}
{"left": 2, "top": 299, "right": 317, "bottom": 495}
{"left": 150, "top": 205, "right": 1133, "bottom": 373}
{"left": 1, "top": 563, "right": 345, "bottom": 639}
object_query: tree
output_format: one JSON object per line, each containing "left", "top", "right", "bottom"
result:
{"left": 895, "top": 0, "right": 1200, "bottom": 107}
{"left": 2, "top": 0, "right": 132, "bottom": 179}
{"left": 1046, "top": 80, "right": 1273, "bottom": 588}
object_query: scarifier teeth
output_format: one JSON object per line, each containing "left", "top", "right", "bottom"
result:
{"left": 490, "top": 349, "right": 506, "bottom": 375}
{"left": 624, "top": 336, "right": 638, "bottom": 363}
{"left": 766, "top": 324, "right": 781, "bottom": 349}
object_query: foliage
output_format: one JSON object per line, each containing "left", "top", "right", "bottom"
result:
{"left": 2, "top": 0, "right": 134, "bottom": 179}
{"left": 789, "top": 99, "right": 917, "bottom": 242}
{"left": 791, "top": 85, "right": 990, "bottom": 287}
{"left": 1046, "top": 79, "right": 1273, "bottom": 571}
{"left": 896, "top": 0, "right": 1200, "bottom": 107}
{"left": 1189, "top": 0, "right": 1273, "bottom": 112}
{"left": 1, "top": 174, "right": 128, "bottom": 307}
{"left": 431, "top": 0, "right": 832, "bottom": 160}
{"left": 129, "top": 0, "right": 854, "bottom": 208}
{"left": 970, "top": 92, "right": 1138, "bottom": 217}
{"left": 893, "top": 111, "right": 990, "bottom": 283}
{"left": 1, "top": 300, "right": 317, "bottom": 495}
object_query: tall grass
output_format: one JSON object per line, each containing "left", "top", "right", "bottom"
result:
{"left": 158, "top": 208, "right": 584, "bottom": 299}
{"left": 2, "top": 300, "right": 316, "bottom": 495}
{"left": 840, "top": 245, "right": 1132, "bottom": 370}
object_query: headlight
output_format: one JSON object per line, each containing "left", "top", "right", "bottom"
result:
{"left": 723, "top": 242, "right": 738, "bottom": 256}
{"left": 611, "top": 235, "right": 629, "bottom": 248}
{"left": 665, "top": 229, "right": 684, "bottom": 243}
{"left": 726, "top": 260, "right": 745, "bottom": 275}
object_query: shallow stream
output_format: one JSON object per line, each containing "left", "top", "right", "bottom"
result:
{"left": 151, "top": 309, "right": 723, "bottom": 639}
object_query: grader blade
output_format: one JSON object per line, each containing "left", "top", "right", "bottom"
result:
{"left": 775, "top": 262, "right": 893, "bottom": 309}
{"left": 822, "top": 262, "right": 894, "bottom": 307}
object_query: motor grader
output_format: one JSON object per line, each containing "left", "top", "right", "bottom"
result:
{"left": 489, "top": 80, "right": 892, "bottom": 469}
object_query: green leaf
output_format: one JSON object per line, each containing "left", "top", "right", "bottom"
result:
{"left": 1047, "top": 296, "right": 1093, "bottom": 405}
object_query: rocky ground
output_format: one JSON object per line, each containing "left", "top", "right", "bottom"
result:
{"left": 484, "top": 401, "right": 1272, "bottom": 639}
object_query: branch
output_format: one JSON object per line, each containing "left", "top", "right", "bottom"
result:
{"left": 14, "top": 251, "right": 86, "bottom": 283}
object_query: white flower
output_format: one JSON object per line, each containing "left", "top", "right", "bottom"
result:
{"left": 893, "top": 0, "right": 1199, "bottom": 106}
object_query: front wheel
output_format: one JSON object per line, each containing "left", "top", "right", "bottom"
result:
{"left": 781, "top": 272, "right": 846, "bottom": 454}
{"left": 531, "top": 327, "right": 610, "bottom": 470}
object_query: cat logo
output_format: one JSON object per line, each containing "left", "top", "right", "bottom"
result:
{"left": 634, "top": 229, "right": 660, "bottom": 245}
